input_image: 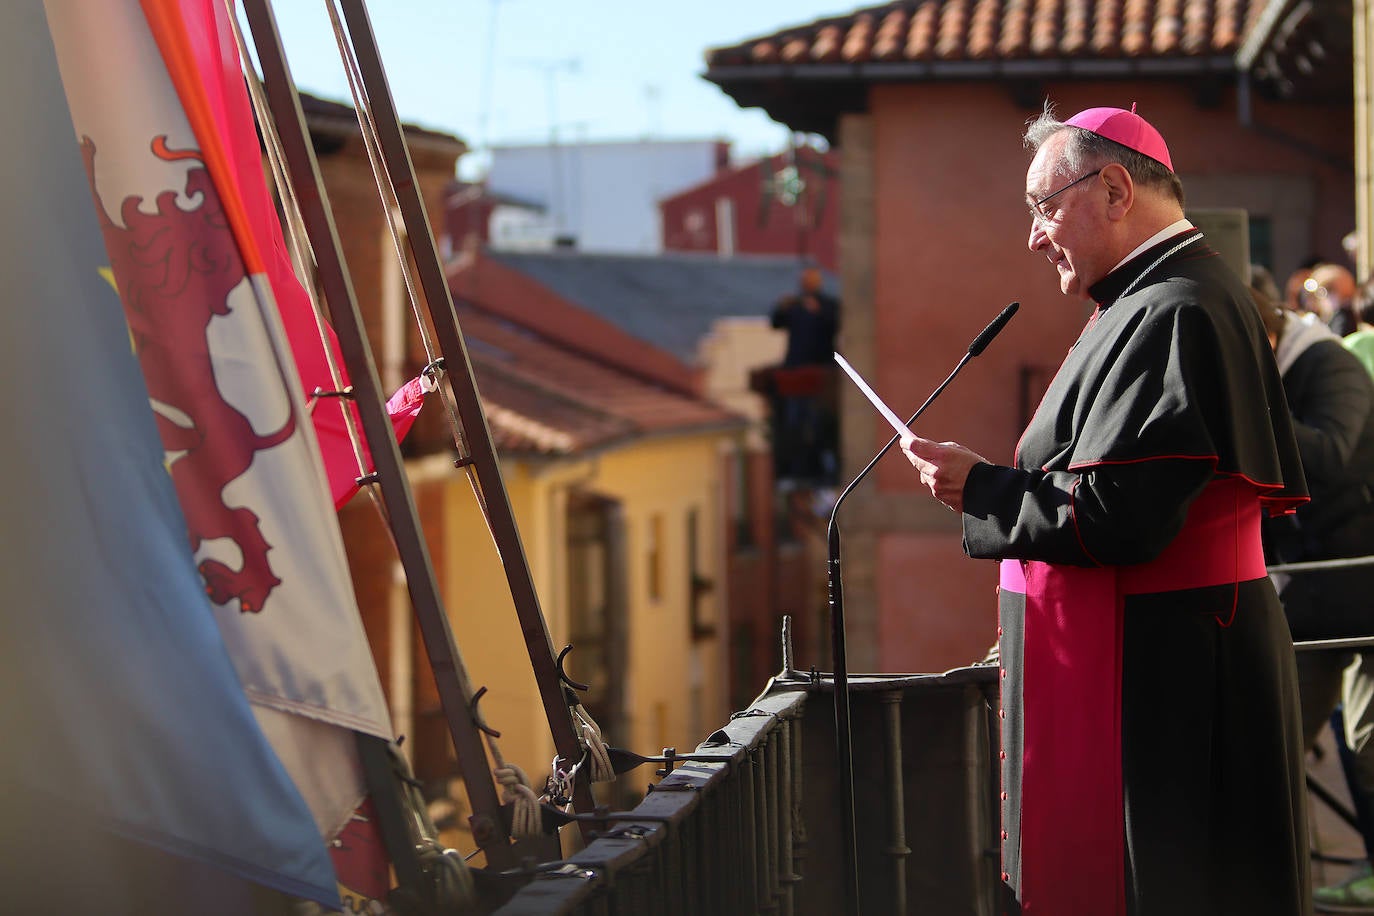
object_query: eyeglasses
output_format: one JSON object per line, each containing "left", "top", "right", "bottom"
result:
{"left": 1029, "top": 168, "right": 1102, "bottom": 225}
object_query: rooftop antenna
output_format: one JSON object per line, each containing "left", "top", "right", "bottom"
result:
{"left": 643, "top": 83, "right": 661, "bottom": 140}
{"left": 476, "top": 0, "right": 502, "bottom": 160}
{"left": 513, "top": 57, "right": 580, "bottom": 240}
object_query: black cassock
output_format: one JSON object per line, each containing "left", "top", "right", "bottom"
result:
{"left": 961, "top": 230, "right": 1311, "bottom": 916}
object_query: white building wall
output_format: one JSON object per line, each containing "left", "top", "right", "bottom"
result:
{"left": 486, "top": 140, "right": 723, "bottom": 254}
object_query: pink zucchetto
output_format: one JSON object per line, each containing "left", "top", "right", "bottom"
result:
{"left": 1064, "top": 103, "right": 1174, "bottom": 173}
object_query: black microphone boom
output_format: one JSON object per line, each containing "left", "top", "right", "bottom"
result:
{"left": 968, "top": 300, "right": 1020, "bottom": 357}
{"left": 824, "top": 301, "right": 1019, "bottom": 916}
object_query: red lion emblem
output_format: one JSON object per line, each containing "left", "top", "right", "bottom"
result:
{"left": 83, "top": 136, "right": 293, "bottom": 613}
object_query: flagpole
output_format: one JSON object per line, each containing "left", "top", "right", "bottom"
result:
{"left": 334, "top": 0, "right": 601, "bottom": 824}
{"left": 239, "top": 0, "right": 517, "bottom": 868}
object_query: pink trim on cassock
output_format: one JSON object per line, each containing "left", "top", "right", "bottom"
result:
{"left": 998, "top": 477, "right": 1266, "bottom": 914}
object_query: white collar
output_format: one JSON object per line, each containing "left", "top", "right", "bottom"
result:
{"left": 1108, "top": 218, "right": 1197, "bottom": 276}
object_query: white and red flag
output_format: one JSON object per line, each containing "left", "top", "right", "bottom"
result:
{"left": 43, "top": 0, "right": 410, "bottom": 905}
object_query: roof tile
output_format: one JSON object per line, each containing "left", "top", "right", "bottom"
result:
{"left": 1092, "top": 0, "right": 1122, "bottom": 55}
{"left": 968, "top": 0, "right": 1002, "bottom": 59}
{"left": 1153, "top": 0, "right": 1183, "bottom": 54}
{"left": 1211, "top": 0, "right": 1240, "bottom": 47}
{"left": 1063, "top": 0, "right": 1093, "bottom": 54}
{"left": 872, "top": 8, "right": 910, "bottom": 59}
{"left": 1121, "top": 0, "right": 1153, "bottom": 57}
{"left": 813, "top": 23, "right": 845, "bottom": 61}
{"left": 457, "top": 306, "right": 739, "bottom": 456}
{"left": 997, "top": 0, "right": 1031, "bottom": 55}
{"left": 1182, "top": 0, "right": 1211, "bottom": 53}
{"left": 781, "top": 35, "right": 811, "bottom": 63}
{"left": 843, "top": 13, "right": 877, "bottom": 61}
{"left": 935, "top": 0, "right": 970, "bottom": 59}
{"left": 909, "top": 1, "right": 940, "bottom": 58}
{"left": 1030, "top": 0, "right": 1062, "bottom": 57}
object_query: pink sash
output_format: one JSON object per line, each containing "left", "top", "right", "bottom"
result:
{"left": 997, "top": 477, "right": 1266, "bottom": 913}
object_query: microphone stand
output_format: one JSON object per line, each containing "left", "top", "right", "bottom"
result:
{"left": 825, "top": 302, "right": 1018, "bottom": 915}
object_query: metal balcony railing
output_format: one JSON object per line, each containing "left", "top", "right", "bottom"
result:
{"left": 487, "top": 555, "right": 1374, "bottom": 915}
{"left": 490, "top": 666, "right": 1001, "bottom": 916}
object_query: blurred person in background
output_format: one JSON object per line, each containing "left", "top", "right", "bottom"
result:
{"left": 1304, "top": 263, "right": 1360, "bottom": 337}
{"left": 1255, "top": 284, "right": 1374, "bottom": 913}
{"left": 769, "top": 265, "right": 840, "bottom": 483}
{"left": 1290, "top": 256, "right": 1330, "bottom": 311}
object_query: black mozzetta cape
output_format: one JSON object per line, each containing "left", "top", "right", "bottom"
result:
{"left": 964, "top": 232, "right": 1306, "bottom": 565}
{"left": 961, "top": 231, "right": 1312, "bottom": 916}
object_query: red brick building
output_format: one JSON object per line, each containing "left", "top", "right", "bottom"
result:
{"left": 660, "top": 145, "right": 841, "bottom": 271}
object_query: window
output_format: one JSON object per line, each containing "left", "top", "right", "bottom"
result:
{"left": 647, "top": 513, "right": 663, "bottom": 603}
{"left": 732, "top": 447, "right": 754, "bottom": 548}
{"left": 687, "top": 507, "right": 715, "bottom": 639}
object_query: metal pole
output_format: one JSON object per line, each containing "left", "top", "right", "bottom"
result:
{"left": 238, "top": 0, "right": 514, "bottom": 867}
{"left": 826, "top": 520, "right": 862, "bottom": 915}
{"left": 881, "top": 691, "right": 910, "bottom": 914}
{"left": 820, "top": 302, "right": 1018, "bottom": 914}
{"left": 1295, "top": 635, "right": 1374, "bottom": 652}
{"left": 356, "top": 734, "right": 428, "bottom": 892}
{"left": 334, "top": 0, "right": 598, "bottom": 822}
{"left": 778, "top": 708, "right": 799, "bottom": 916}
{"left": 1269, "top": 555, "right": 1374, "bottom": 573}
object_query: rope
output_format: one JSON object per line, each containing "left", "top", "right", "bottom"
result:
{"left": 324, "top": 1, "right": 438, "bottom": 366}
{"left": 322, "top": 0, "right": 496, "bottom": 536}
{"left": 387, "top": 743, "right": 476, "bottom": 908}
{"left": 482, "top": 732, "right": 544, "bottom": 839}
{"left": 571, "top": 703, "right": 615, "bottom": 784}
{"left": 228, "top": 8, "right": 384, "bottom": 527}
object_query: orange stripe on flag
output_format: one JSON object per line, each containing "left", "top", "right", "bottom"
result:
{"left": 139, "top": 0, "right": 265, "bottom": 275}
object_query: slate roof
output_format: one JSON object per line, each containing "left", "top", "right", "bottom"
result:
{"left": 458, "top": 305, "right": 743, "bottom": 457}
{"left": 486, "top": 250, "right": 837, "bottom": 365}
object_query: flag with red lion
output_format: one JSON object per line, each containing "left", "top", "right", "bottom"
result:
{"left": 46, "top": 0, "right": 404, "bottom": 905}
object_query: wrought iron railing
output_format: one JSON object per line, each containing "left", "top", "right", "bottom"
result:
{"left": 489, "top": 666, "right": 1001, "bottom": 916}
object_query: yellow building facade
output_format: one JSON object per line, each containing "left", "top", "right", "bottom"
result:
{"left": 427, "top": 428, "right": 734, "bottom": 801}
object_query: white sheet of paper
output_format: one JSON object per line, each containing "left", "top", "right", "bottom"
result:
{"left": 834, "top": 353, "right": 909, "bottom": 438}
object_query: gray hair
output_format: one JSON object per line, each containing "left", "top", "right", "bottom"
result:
{"left": 1023, "top": 103, "right": 1185, "bottom": 207}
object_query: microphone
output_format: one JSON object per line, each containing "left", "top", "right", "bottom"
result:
{"left": 823, "top": 301, "right": 1019, "bottom": 915}
{"left": 968, "top": 300, "right": 1020, "bottom": 357}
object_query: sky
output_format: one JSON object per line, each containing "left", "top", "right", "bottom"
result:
{"left": 266, "top": 2, "right": 859, "bottom": 178}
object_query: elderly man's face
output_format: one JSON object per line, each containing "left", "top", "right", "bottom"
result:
{"left": 1026, "top": 132, "right": 1109, "bottom": 299}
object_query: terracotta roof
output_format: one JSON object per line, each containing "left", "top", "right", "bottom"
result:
{"left": 703, "top": 0, "right": 1349, "bottom": 138}
{"left": 456, "top": 306, "right": 742, "bottom": 457}
{"left": 705, "top": 0, "right": 1263, "bottom": 69}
